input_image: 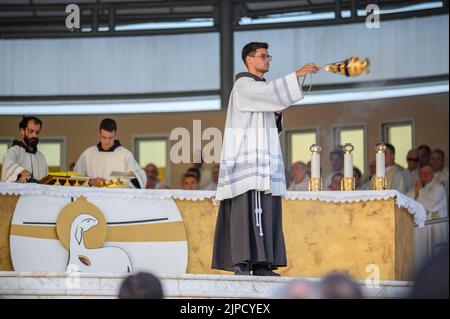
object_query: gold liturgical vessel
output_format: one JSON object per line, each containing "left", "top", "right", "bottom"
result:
{"left": 320, "top": 57, "right": 370, "bottom": 77}
{"left": 301, "top": 56, "right": 370, "bottom": 93}
{"left": 97, "top": 179, "right": 126, "bottom": 188}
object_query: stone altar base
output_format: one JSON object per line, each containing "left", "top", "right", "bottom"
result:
{"left": 0, "top": 272, "right": 413, "bottom": 299}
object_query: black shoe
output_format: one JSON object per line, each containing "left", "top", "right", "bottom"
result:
{"left": 234, "top": 263, "right": 251, "bottom": 275}
{"left": 252, "top": 265, "right": 281, "bottom": 277}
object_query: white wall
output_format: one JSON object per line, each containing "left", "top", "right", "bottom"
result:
{"left": 234, "top": 15, "right": 449, "bottom": 84}
{"left": 0, "top": 32, "right": 220, "bottom": 95}
{"left": 0, "top": 15, "right": 447, "bottom": 96}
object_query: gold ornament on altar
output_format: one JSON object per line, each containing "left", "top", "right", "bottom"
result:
{"left": 310, "top": 144, "right": 322, "bottom": 154}
{"left": 39, "top": 172, "right": 89, "bottom": 187}
{"left": 97, "top": 178, "right": 126, "bottom": 188}
{"left": 343, "top": 143, "right": 354, "bottom": 154}
{"left": 373, "top": 176, "right": 386, "bottom": 191}
{"left": 320, "top": 57, "right": 370, "bottom": 77}
{"left": 374, "top": 142, "right": 387, "bottom": 153}
{"left": 309, "top": 177, "right": 323, "bottom": 192}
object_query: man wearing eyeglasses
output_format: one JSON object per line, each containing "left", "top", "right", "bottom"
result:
{"left": 212, "top": 42, "right": 318, "bottom": 276}
{"left": 404, "top": 148, "right": 420, "bottom": 193}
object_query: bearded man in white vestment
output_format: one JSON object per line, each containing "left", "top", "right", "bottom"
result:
{"left": 212, "top": 42, "right": 318, "bottom": 276}
{"left": 1, "top": 116, "right": 48, "bottom": 183}
{"left": 74, "top": 118, "right": 146, "bottom": 188}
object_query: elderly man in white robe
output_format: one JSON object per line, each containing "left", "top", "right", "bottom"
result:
{"left": 407, "top": 164, "right": 448, "bottom": 271}
{"left": 74, "top": 118, "right": 146, "bottom": 188}
{"left": 288, "top": 162, "right": 310, "bottom": 191}
{"left": 430, "top": 149, "right": 449, "bottom": 199}
{"left": 1, "top": 116, "right": 48, "bottom": 183}
{"left": 212, "top": 42, "right": 318, "bottom": 276}
{"left": 384, "top": 143, "right": 406, "bottom": 193}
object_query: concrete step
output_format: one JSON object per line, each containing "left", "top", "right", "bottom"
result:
{"left": 0, "top": 272, "right": 413, "bottom": 299}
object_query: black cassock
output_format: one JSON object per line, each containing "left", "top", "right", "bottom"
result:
{"left": 211, "top": 190, "right": 287, "bottom": 271}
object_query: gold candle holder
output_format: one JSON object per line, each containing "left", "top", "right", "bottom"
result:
{"left": 54, "top": 178, "right": 61, "bottom": 186}
{"left": 373, "top": 176, "right": 386, "bottom": 191}
{"left": 309, "top": 177, "right": 323, "bottom": 191}
{"left": 341, "top": 177, "right": 356, "bottom": 191}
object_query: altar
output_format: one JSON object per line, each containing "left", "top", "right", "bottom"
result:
{"left": 0, "top": 183, "right": 425, "bottom": 281}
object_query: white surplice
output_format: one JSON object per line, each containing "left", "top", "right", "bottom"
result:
{"left": 74, "top": 145, "right": 146, "bottom": 188}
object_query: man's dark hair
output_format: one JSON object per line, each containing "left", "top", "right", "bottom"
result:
{"left": 418, "top": 145, "right": 432, "bottom": 154}
{"left": 320, "top": 271, "right": 363, "bottom": 299}
{"left": 353, "top": 167, "right": 362, "bottom": 179}
{"left": 432, "top": 149, "right": 445, "bottom": 159}
{"left": 19, "top": 116, "right": 42, "bottom": 130}
{"left": 118, "top": 272, "right": 164, "bottom": 299}
{"left": 385, "top": 143, "right": 396, "bottom": 154}
{"left": 241, "top": 42, "right": 269, "bottom": 66}
{"left": 187, "top": 167, "right": 201, "bottom": 180}
{"left": 99, "top": 118, "right": 117, "bottom": 132}
{"left": 183, "top": 172, "right": 200, "bottom": 183}
{"left": 330, "top": 149, "right": 344, "bottom": 160}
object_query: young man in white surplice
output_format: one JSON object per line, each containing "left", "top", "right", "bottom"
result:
{"left": 74, "top": 118, "right": 146, "bottom": 188}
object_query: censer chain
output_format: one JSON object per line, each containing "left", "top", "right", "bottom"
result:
{"left": 301, "top": 73, "right": 313, "bottom": 95}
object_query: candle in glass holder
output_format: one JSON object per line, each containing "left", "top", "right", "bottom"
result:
{"left": 343, "top": 143, "right": 354, "bottom": 178}
{"left": 310, "top": 144, "right": 321, "bottom": 178}
{"left": 375, "top": 143, "right": 386, "bottom": 177}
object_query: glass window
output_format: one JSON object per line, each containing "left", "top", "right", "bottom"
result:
{"left": 38, "top": 139, "right": 66, "bottom": 172}
{"left": 135, "top": 138, "right": 168, "bottom": 183}
{"left": 288, "top": 130, "right": 317, "bottom": 165}
{"left": 0, "top": 143, "right": 8, "bottom": 161}
{"left": 39, "top": 142, "right": 62, "bottom": 172}
{"left": 0, "top": 138, "right": 13, "bottom": 177}
{"left": 335, "top": 127, "right": 366, "bottom": 174}
{"left": 0, "top": 137, "right": 65, "bottom": 175}
{"left": 383, "top": 122, "right": 413, "bottom": 169}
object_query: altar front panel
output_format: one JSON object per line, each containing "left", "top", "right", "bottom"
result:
{"left": 0, "top": 188, "right": 418, "bottom": 280}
